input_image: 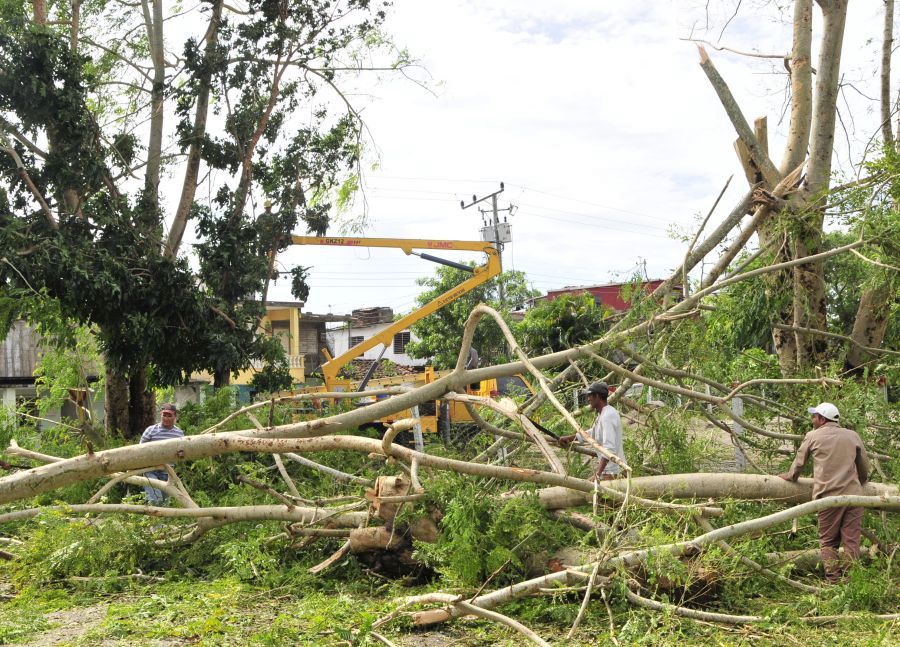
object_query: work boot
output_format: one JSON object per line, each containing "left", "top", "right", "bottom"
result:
{"left": 821, "top": 547, "right": 841, "bottom": 584}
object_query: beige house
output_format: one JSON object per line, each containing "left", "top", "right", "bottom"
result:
{"left": 191, "top": 302, "right": 351, "bottom": 387}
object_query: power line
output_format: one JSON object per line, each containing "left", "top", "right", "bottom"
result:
{"left": 514, "top": 201, "right": 669, "bottom": 232}
{"left": 366, "top": 175, "right": 672, "bottom": 223}
{"left": 518, "top": 209, "right": 672, "bottom": 239}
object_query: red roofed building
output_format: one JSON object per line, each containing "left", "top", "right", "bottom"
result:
{"left": 544, "top": 280, "right": 674, "bottom": 311}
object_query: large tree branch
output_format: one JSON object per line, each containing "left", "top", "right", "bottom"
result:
{"left": 166, "top": 0, "right": 224, "bottom": 257}
{"left": 0, "top": 137, "right": 58, "bottom": 230}
{"left": 881, "top": 0, "right": 895, "bottom": 146}
{"left": 804, "top": 0, "right": 848, "bottom": 197}
{"left": 780, "top": 0, "right": 814, "bottom": 175}
{"left": 412, "top": 493, "right": 900, "bottom": 626}
{"left": 141, "top": 0, "right": 165, "bottom": 221}
{"left": 697, "top": 45, "right": 781, "bottom": 188}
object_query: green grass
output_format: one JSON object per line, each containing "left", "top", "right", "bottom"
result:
{"left": 0, "top": 566, "right": 897, "bottom": 646}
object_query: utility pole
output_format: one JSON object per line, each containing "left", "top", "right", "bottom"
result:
{"left": 460, "top": 182, "right": 513, "bottom": 306}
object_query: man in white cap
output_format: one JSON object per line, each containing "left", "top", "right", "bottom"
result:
{"left": 779, "top": 402, "right": 870, "bottom": 583}
{"left": 559, "top": 382, "right": 625, "bottom": 481}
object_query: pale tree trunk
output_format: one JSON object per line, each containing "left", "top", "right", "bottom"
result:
{"left": 756, "top": 0, "right": 813, "bottom": 375}
{"left": 165, "top": 0, "right": 224, "bottom": 258}
{"left": 781, "top": 0, "right": 846, "bottom": 371}
{"left": 70, "top": 0, "right": 81, "bottom": 51}
{"left": 780, "top": 0, "right": 814, "bottom": 175}
{"left": 845, "top": 0, "right": 897, "bottom": 374}
{"left": 142, "top": 0, "right": 165, "bottom": 228}
{"left": 882, "top": 0, "right": 895, "bottom": 147}
{"left": 32, "top": 0, "right": 46, "bottom": 24}
{"left": 845, "top": 279, "right": 894, "bottom": 373}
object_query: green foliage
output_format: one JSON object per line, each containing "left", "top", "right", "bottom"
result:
{"left": 703, "top": 252, "right": 785, "bottom": 363}
{"left": 627, "top": 409, "right": 714, "bottom": 475}
{"left": 9, "top": 513, "right": 158, "bottom": 590}
{"left": 289, "top": 265, "right": 312, "bottom": 302}
{"left": 516, "top": 293, "right": 612, "bottom": 355}
{"left": 248, "top": 337, "right": 295, "bottom": 394}
{"left": 0, "top": 0, "right": 394, "bottom": 399}
{"left": 414, "top": 476, "right": 577, "bottom": 586}
{"left": 32, "top": 324, "right": 103, "bottom": 416}
{"left": 405, "top": 266, "right": 538, "bottom": 369}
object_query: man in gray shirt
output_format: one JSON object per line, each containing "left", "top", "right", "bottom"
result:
{"left": 779, "top": 402, "right": 869, "bottom": 583}
{"left": 559, "top": 382, "right": 625, "bottom": 480}
{"left": 139, "top": 403, "right": 185, "bottom": 505}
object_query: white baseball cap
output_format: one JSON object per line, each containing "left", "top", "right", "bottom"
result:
{"left": 807, "top": 402, "right": 839, "bottom": 421}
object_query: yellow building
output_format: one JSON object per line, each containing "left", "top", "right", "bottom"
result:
{"left": 195, "top": 302, "right": 351, "bottom": 387}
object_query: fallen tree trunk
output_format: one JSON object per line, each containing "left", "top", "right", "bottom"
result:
{"left": 0, "top": 436, "right": 719, "bottom": 516}
{"left": 530, "top": 474, "right": 898, "bottom": 509}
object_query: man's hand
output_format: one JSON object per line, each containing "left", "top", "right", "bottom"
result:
{"left": 777, "top": 473, "right": 792, "bottom": 482}
{"left": 558, "top": 434, "right": 576, "bottom": 448}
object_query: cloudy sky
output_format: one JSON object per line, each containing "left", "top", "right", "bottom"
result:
{"left": 268, "top": 1, "right": 886, "bottom": 317}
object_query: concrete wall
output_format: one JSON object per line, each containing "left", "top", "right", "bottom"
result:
{"left": 326, "top": 323, "right": 426, "bottom": 366}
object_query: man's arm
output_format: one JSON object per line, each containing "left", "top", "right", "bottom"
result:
{"left": 779, "top": 435, "right": 812, "bottom": 481}
{"left": 856, "top": 437, "right": 870, "bottom": 486}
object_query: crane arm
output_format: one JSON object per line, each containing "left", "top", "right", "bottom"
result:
{"left": 289, "top": 236, "right": 501, "bottom": 389}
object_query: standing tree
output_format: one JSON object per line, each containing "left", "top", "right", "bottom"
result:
{"left": 0, "top": 0, "right": 405, "bottom": 437}
{"left": 696, "top": 0, "right": 898, "bottom": 376}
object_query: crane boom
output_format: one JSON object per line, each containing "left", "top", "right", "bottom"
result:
{"left": 290, "top": 235, "right": 501, "bottom": 389}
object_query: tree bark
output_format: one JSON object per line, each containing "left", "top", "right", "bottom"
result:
{"left": 104, "top": 358, "right": 129, "bottom": 437}
{"left": 845, "top": 280, "right": 895, "bottom": 372}
{"left": 780, "top": 0, "right": 814, "bottom": 175}
{"left": 127, "top": 365, "right": 155, "bottom": 439}
{"left": 881, "top": 0, "right": 895, "bottom": 146}
{"left": 529, "top": 475, "right": 897, "bottom": 509}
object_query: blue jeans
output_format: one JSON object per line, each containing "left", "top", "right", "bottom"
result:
{"left": 143, "top": 470, "right": 169, "bottom": 505}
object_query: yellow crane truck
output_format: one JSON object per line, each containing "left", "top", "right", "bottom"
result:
{"left": 282, "top": 235, "right": 532, "bottom": 436}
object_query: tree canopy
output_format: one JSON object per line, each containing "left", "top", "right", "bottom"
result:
{"left": 405, "top": 265, "right": 539, "bottom": 369}
{"left": 0, "top": 0, "right": 403, "bottom": 435}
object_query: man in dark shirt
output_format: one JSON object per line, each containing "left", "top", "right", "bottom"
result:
{"left": 139, "top": 403, "right": 185, "bottom": 505}
{"left": 779, "top": 402, "right": 869, "bottom": 583}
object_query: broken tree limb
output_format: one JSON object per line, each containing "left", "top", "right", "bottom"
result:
{"left": 625, "top": 581, "right": 900, "bottom": 626}
{"left": 0, "top": 435, "right": 720, "bottom": 516}
{"left": 410, "top": 493, "right": 900, "bottom": 626}
{"left": 446, "top": 392, "right": 566, "bottom": 474}
{"left": 682, "top": 175, "right": 733, "bottom": 296}
{"left": 0, "top": 503, "right": 368, "bottom": 526}
{"left": 625, "top": 581, "right": 762, "bottom": 624}
{"left": 463, "top": 304, "right": 628, "bottom": 473}
{"left": 282, "top": 452, "right": 374, "bottom": 486}
{"left": 697, "top": 46, "right": 781, "bottom": 188}
{"left": 773, "top": 323, "right": 900, "bottom": 359}
{"left": 695, "top": 516, "right": 823, "bottom": 594}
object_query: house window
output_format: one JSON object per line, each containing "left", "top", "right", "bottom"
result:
{"left": 349, "top": 335, "right": 364, "bottom": 347}
{"left": 393, "top": 331, "right": 411, "bottom": 354}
